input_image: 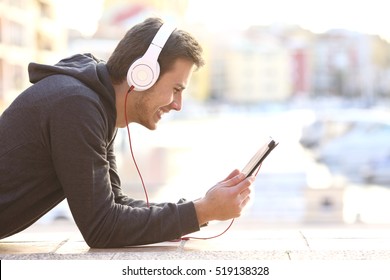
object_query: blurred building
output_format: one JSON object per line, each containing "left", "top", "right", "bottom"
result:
{"left": 0, "top": 0, "right": 67, "bottom": 111}
{"left": 223, "top": 36, "right": 291, "bottom": 103}
{"left": 312, "top": 30, "right": 367, "bottom": 99}
{"left": 309, "top": 29, "right": 390, "bottom": 102}
{"left": 209, "top": 24, "right": 390, "bottom": 105}
{"left": 209, "top": 24, "right": 314, "bottom": 104}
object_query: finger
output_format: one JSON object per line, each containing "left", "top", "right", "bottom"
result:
{"left": 206, "top": 170, "right": 241, "bottom": 195}
{"left": 240, "top": 187, "right": 251, "bottom": 198}
{"left": 219, "top": 169, "right": 240, "bottom": 183}
{"left": 241, "top": 195, "right": 251, "bottom": 208}
{"left": 237, "top": 188, "right": 251, "bottom": 207}
{"left": 232, "top": 176, "right": 254, "bottom": 194}
{"left": 221, "top": 172, "right": 246, "bottom": 187}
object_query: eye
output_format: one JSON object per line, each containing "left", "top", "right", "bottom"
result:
{"left": 173, "top": 87, "right": 181, "bottom": 94}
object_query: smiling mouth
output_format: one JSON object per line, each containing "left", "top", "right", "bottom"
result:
{"left": 157, "top": 109, "right": 165, "bottom": 120}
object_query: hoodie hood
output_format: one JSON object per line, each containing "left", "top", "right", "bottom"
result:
{"left": 28, "top": 53, "right": 116, "bottom": 131}
{"left": 28, "top": 53, "right": 115, "bottom": 111}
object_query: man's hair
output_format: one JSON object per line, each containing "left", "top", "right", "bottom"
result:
{"left": 107, "top": 17, "right": 205, "bottom": 85}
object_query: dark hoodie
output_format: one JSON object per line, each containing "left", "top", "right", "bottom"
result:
{"left": 0, "top": 54, "right": 200, "bottom": 247}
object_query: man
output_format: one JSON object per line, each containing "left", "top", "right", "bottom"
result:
{"left": 0, "top": 18, "right": 253, "bottom": 248}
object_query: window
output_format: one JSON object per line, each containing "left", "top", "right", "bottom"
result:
{"left": 0, "top": 18, "right": 2, "bottom": 43}
{"left": 0, "top": 59, "right": 3, "bottom": 99}
{"left": 9, "top": 21, "right": 25, "bottom": 46}
{"left": 36, "top": 32, "right": 53, "bottom": 51}
{"left": 38, "top": 1, "right": 52, "bottom": 19}
{"left": 9, "top": 0, "right": 25, "bottom": 8}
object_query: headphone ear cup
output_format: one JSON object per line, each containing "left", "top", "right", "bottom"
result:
{"left": 127, "top": 58, "right": 160, "bottom": 91}
{"left": 126, "top": 23, "right": 175, "bottom": 91}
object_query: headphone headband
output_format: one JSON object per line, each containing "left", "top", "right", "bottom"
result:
{"left": 151, "top": 23, "right": 176, "bottom": 49}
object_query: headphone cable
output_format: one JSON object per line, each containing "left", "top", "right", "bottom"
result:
{"left": 124, "top": 86, "right": 150, "bottom": 207}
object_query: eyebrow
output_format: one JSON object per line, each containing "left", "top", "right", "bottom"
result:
{"left": 175, "top": 83, "right": 186, "bottom": 90}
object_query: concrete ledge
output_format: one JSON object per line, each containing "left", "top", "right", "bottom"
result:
{"left": 2, "top": 221, "right": 390, "bottom": 260}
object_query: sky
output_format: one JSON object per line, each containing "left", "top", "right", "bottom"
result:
{"left": 186, "top": 0, "right": 389, "bottom": 40}
{"left": 53, "top": 0, "right": 104, "bottom": 36}
{"left": 53, "top": 0, "right": 389, "bottom": 41}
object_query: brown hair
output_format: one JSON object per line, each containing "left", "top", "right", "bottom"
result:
{"left": 107, "top": 17, "right": 205, "bottom": 85}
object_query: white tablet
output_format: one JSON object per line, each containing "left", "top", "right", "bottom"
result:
{"left": 242, "top": 137, "right": 279, "bottom": 177}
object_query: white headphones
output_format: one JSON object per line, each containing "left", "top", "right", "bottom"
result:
{"left": 127, "top": 23, "right": 176, "bottom": 91}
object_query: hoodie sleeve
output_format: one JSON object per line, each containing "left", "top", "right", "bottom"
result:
{"left": 48, "top": 88, "right": 200, "bottom": 248}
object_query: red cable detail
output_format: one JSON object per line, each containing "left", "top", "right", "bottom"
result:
{"left": 180, "top": 218, "right": 235, "bottom": 241}
{"left": 124, "top": 86, "right": 150, "bottom": 207}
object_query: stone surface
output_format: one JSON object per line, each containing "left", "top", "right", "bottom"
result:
{"left": 2, "top": 222, "right": 390, "bottom": 260}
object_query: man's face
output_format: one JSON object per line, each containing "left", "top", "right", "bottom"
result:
{"left": 133, "top": 58, "right": 195, "bottom": 130}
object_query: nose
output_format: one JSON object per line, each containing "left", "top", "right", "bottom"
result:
{"left": 171, "top": 93, "right": 182, "bottom": 111}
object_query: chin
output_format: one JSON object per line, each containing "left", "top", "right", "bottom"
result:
{"left": 144, "top": 122, "right": 158, "bottom": 131}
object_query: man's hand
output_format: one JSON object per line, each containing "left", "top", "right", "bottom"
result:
{"left": 193, "top": 169, "right": 254, "bottom": 226}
